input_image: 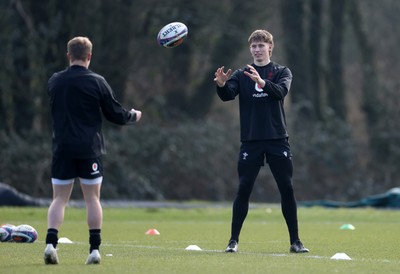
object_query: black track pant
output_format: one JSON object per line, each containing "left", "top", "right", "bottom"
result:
{"left": 230, "top": 157, "right": 299, "bottom": 244}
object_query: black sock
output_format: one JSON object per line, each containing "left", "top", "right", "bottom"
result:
{"left": 89, "top": 229, "right": 101, "bottom": 253}
{"left": 46, "top": 228, "right": 58, "bottom": 248}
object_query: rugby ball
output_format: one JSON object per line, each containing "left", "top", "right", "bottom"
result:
{"left": 157, "top": 22, "right": 188, "bottom": 48}
{"left": 11, "top": 224, "right": 38, "bottom": 243}
{"left": 0, "top": 224, "right": 16, "bottom": 242}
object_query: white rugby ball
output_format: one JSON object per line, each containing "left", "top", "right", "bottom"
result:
{"left": 157, "top": 22, "right": 188, "bottom": 48}
{"left": 0, "top": 224, "right": 16, "bottom": 242}
{"left": 11, "top": 224, "right": 38, "bottom": 243}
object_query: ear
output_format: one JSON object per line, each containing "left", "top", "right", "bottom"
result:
{"left": 87, "top": 53, "right": 92, "bottom": 61}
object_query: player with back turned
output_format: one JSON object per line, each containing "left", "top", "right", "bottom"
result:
{"left": 44, "top": 36, "right": 142, "bottom": 265}
{"left": 214, "top": 29, "right": 309, "bottom": 253}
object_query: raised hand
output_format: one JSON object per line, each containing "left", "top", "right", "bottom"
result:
{"left": 214, "top": 66, "right": 232, "bottom": 87}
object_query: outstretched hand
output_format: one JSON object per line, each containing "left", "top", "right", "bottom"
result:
{"left": 244, "top": 65, "right": 265, "bottom": 87}
{"left": 214, "top": 66, "right": 232, "bottom": 87}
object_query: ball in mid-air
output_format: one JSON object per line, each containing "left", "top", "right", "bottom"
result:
{"left": 157, "top": 22, "right": 188, "bottom": 48}
{"left": 11, "top": 224, "right": 38, "bottom": 243}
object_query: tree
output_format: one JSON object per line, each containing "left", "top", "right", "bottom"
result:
{"left": 280, "top": 0, "right": 313, "bottom": 119}
{"left": 326, "top": 0, "right": 346, "bottom": 120}
{"left": 0, "top": 0, "right": 399, "bottom": 201}
{"left": 0, "top": 1, "right": 15, "bottom": 134}
{"left": 308, "top": 0, "right": 323, "bottom": 120}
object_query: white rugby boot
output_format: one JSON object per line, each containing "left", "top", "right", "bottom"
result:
{"left": 85, "top": 249, "right": 101, "bottom": 264}
{"left": 44, "top": 244, "right": 59, "bottom": 264}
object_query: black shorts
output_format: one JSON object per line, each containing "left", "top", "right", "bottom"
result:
{"left": 238, "top": 139, "right": 292, "bottom": 166}
{"left": 51, "top": 157, "right": 103, "bottom": 180}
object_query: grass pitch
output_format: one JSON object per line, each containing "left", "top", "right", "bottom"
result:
{"left": 1, "top": 204, "right": 399, "bottom": 273}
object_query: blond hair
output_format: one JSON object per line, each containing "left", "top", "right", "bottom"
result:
{"left": 67, "top": 37, "right": 92, "bottom": 62}
{"left": 248, "top": 30, "right": 274, "bottom": 57}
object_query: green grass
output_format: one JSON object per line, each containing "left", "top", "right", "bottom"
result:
{"left": 1, "top": 204, "right": 399, "bottom": 273}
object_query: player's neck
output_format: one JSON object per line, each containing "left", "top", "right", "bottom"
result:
{"left": 254, "top": 59, "right": 271, "bottom": 67}
{"left": 70, "top": 60, "right": 90, "bottom": 69}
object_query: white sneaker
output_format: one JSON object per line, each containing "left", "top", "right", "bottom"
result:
{"left": 85, "top": 249, "right": 101, "bottom": 265}
{"left": 44, "top": 244, "right": 59, "bottom": 264}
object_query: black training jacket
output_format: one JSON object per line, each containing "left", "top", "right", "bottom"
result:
{"left": 48, "top": 65, "right": 137, "bottom": 159}
{"left": 216, "top": 61, "right": 292, "bottom": 141}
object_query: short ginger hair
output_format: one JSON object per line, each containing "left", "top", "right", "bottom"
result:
{"left": 67, "top": 37, "right": 92, "bottom": 62}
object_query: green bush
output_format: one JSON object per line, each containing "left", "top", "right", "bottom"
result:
{"left": 1, "top": 112, "right": 398, "bottom": 202}
{"left": 101, "top": 121, "right": 239, "bottom": 201}
{"left": 0, "top": 131, "right": 52, "bottom": 197}
{"left": 0, "top": 121, "right": 240, "bottom": 201}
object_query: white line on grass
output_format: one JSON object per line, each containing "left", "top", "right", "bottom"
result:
{"left": 38, "top": 240, "right": 397, "bottom": 264}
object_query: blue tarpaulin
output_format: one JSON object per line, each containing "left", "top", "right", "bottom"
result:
{"left": 300, "top": 188, "right": 400, "bottom": 209}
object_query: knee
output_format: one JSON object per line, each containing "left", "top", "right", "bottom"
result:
{"left": 236, "top": 183, "right": 252, "bottom": 200}
{"left": 84, "top": 196, "right": 101, "bottom": 206}
{"left": 278, "top": 182, "right": 295, "bottom": 198}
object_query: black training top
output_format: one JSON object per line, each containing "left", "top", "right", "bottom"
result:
{"left": 48, "top": 65, "right": 137, "bottom": 159}
{"left": 216, "top": 61, "right": 292, "bottom": 141}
